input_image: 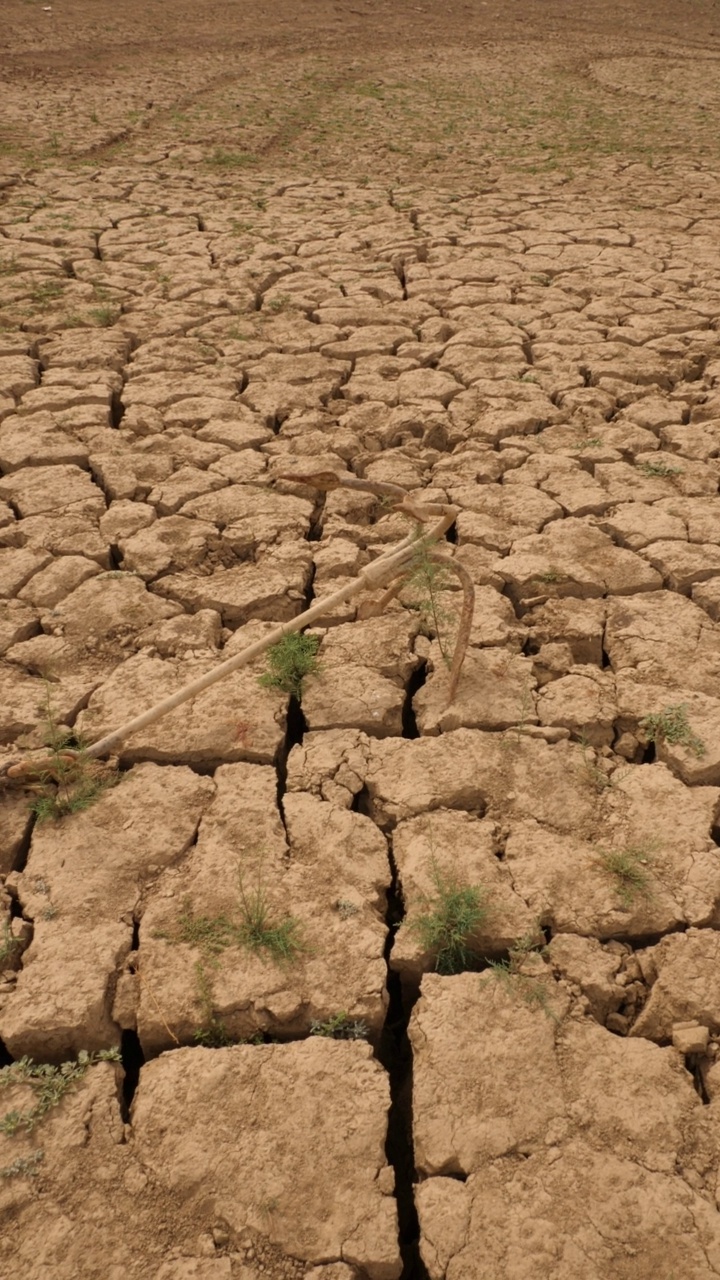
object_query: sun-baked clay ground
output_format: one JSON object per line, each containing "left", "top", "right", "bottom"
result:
{"left": 4, "top": 1, "right": 720, "bottom": 1277}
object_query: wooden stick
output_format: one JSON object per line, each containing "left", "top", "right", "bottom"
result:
{"left": 1, "top": 477, "right": 464, "bottom": 774}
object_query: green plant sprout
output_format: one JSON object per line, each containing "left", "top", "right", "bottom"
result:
{"left": 89, "top": 305, "right": 119, "bottom": 327}
{"left": 236, "top": 871, "right": 306, "bottom": 964}
{"left": 309, "top": 1012, "right": 369, "bottom": 1039}
{"left": 411, "top": 861, "right": 488, "bottom": 974}
{"left": 640, "top": 704, "right": 706, "bottom": 758}
{"left": 407, "top": 534, "right": 457, "bottom": 667}
{"left": 484, "top": 931, "right": 559, "bottom": 1018}
{"left": 636, "top": 459, "right": 682, "bottom": 478}
{"left": 532, "top": 566, "right": 563, "bottom": 584}
{"left": 164, "top": 871, "right": 304, "bottom": 1042}
{"left": 578, "top": 735, "right": 615, "bottom": 793}
{"left": 336, "top": 898, "right": 360, "bottom": 919}
{"left": 192, "top": 961, "right": 234, "bottom": 1047}
{"left": 596, "top": 843, "right": 655, "bottom": 908}
{"left": 27, "top": 689, "right": 117, "bottom": 822}
{"left": 0, "top": 1049, "right": 120, "bottom": 1176}
{"left": 0, "top": 921, "right": 20, "bottom": 966}
{"left": 28, "top": 279, "right": 64, "bottom": 306}
{"left": 258, "top": 633, "right": 321, "bottom": 700}
{"left": 0, "top": 1150, "right": 44, "bottom": 1179}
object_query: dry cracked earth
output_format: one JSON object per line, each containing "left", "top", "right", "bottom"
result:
{"left": 6, "top": 1, "right": 720, "bottom": 1278}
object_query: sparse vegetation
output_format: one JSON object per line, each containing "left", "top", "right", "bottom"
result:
{"left": 578, "top": 736, "right": 615, "bottom": 793}
{"left": 596, "top": 842, "right": 655, "bottom": 907}
{"left": 26, "top": 690, "right": 117, "bottom": 822}
{"left": 89, "top": 305, "right": 119, "bottom": 327}
{"left": 0, "top": 1150, "right": 44, "bottom": 1179}
{"left": 411, "top": 862, "right": 488, "bottom": 975}
{"left": 309, "top": 1012, "right": 368, "bottom": 1040}
{"left": 532, "top": 566, "right": 563, "bottom": 584}
{"left": 207, "top": 148, "right": 255, "bottom": 169}
{"left": 192, "top": 961, "right": 234, "bottom": 1047}
{"left": 163, "top": 874, "right": 304, "bottom": 1043}
{"left": 266, "top": 293, "right": 293, "bottom": 312}
{"left": 28, "top": 279, "right": 64, "bottom": 306}
{"left": 640, "top": 704, "right": 706, "bottom": 758}
{"left": 0, "top": 921, "right": 20, "bottom": 966}
{"left": 407, "top": 535, "right": 457, "bottom": 667}
{"left": 336, "top": 898, "right": 360, "bottom": 919}
{"left": 636, "top": 459, "right": 682, "bottom": 478}
{"left": 571, "top": 437, "right": 603, "bottom": 450}
{"left": 0, "top": 1049, "right": 120, "bottom": 1175}
{"left": 236, "top": 871, "right": 306, "bottom": 964}
{"left": 172, "top": 885, "right": 302, "bottom": 984}
{"left": 258, "top": 632, "right": 321, "bottom": 700}
{"left": 484, "top": 932, "right": 558, "bottom": 1018}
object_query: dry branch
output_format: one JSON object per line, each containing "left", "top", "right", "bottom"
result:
{"left": 1, "top": 475, "right": 473, "bottom": 782}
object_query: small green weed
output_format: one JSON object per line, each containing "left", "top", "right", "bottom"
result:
{"left": 336, "top": 898, "right": 360, "bottom": 919}
{"left": 407, "top": 535, "right": 457, "bottom": 667}
{"left": 208, "top": 148, "right": 255, "bottom": 169}
{"left": 89, "top": 305, "right": 118, "bottom": 328}
{"left": 0, "top": 921, "right": 21, "bottom": 966}
{"left": 165, "top": 874, "right": 304, "bottom": 1042}
{"left": 28, "top": 279, "right": 64, "bottom": 306}
{"left": 258, "top": 632, "right": 320, "bottom": 700}
{"left": 640, "top": 704, "right": 706, "bottom": 758}
{"left": 485, "top": 931, "right": 558, "bottom": 1018}
{"left": 192, "top": 961, "right": 233, "bottom": 1047}
{"left": 578, "top": 736, "right": 615, "bottom": 793}
{"left": 167, "top": 879, "right": 304, "bottom": 969}
{"left": 57, "top": 313, "right": 86, "bottom": 329}
{"left": 0, "top": 1150, "right": 44, "bottom": 1179}
{"left": 411, "top": 862, "right": 488, "bottom": 975}
{"left": 237, "top": 872, "right": 305, "bottom": 964}
{"left": 0, "top": 1049, "right": 120, "bottom": 1173}
{"left": 173, "top": 904, "right": 238, "bottom": 955}
{"left": 266, "top": 293, "right": 292, "bottom": 312}
{"left": 309, "top": 1012, "right": 368, "bottom": 1040}
{"left": 28, "top": 691, "right": 117, "bottom": 822}
{"left": 532, "top": 566, "right": 563, "bottom": 584}
{"left": 636, "top": 459, "right": 682, "bottom": 478}
{"left": 596, "top": 843, "right": 655, "bottom": 907}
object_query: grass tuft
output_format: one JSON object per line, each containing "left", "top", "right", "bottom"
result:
{"left": 236, "top": 874, "right": 305, "bottom": 964}
{"left": 640, "top": 704, "right": 706, "bottom": 758}
{"left": 0, "top": 921, "right": 21, "bottom": 967}
{"left": 26, "top": 688, "right": 117, "bottom": 822}
{"left": 407, "top": 534, "right": 457, "bottom": 666}
{"left": 163, "top": 869, "right": 305, "bottom": 1045}
{"left": 309, "top": 1012, "right": 368, "bottom": 1040}
{"left": 596, "top": 843, "right": 655, "bottom": 907}
{"left": 411, "top": 861, "right": 487, "bottom": 975}
{"left": 258, "top": 632, "right": 321, "bottom": 700}
{"left": 636, "top": 459, "right": 682, "bottom": 478}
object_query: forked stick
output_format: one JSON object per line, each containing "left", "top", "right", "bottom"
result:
{"left": 1, "top": 473, "right": 472, "bottom": 778}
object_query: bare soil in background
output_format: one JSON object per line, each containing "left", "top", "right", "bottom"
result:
{"left": 3, "top": 0, "right": 720, "bottom": 181}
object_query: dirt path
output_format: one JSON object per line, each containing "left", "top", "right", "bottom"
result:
{"left": 4, "top": 3, "right": 720, "bottom": 1278}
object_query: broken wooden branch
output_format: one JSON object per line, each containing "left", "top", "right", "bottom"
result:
{"left": 1, "top": 474, "right": 473, "bottom": 780}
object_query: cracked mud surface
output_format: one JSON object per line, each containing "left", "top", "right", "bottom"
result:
{"left": 5, "top": 1, "right": 720, "bottom": 1277}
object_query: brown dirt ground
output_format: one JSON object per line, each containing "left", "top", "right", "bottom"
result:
{"left": 4, "top": 2, "right": 720, "bottom": 1278}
